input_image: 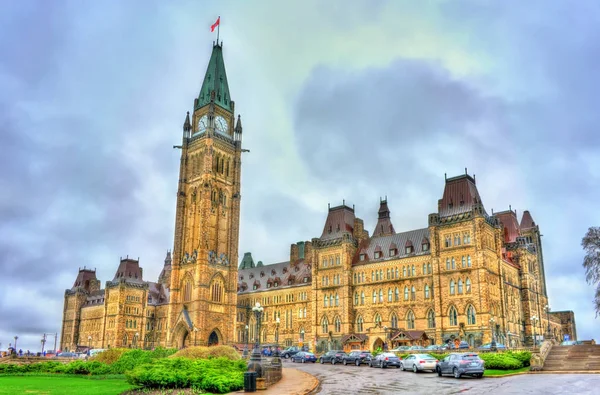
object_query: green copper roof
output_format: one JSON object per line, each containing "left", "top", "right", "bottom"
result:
{"left": 239, "top": 252, "right": 255, "bottom": 270}
{"left": 196, "top": 44, "right": 232, "bottom": 112}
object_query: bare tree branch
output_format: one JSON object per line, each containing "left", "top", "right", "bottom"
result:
{"left": 581, "top": 226, "right": 600, "bottom": 316}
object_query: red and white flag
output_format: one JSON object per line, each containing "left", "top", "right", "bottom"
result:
{"left": 211, "top": 17, "right": 220, "bottom": 32}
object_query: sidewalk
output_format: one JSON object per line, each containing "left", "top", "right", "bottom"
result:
{"left": 235, "top": 367, "right": 319, "bottom": 395}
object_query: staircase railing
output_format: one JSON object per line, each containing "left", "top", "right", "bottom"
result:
{"left": 530, "top": 339, "right": 556, "bottom": 371}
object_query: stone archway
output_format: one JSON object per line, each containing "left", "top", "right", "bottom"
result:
{"left": 208, "top": 330, "right": 219, "bottom": 346}
{"left": 173, "top": 322, "right": 190, "bottom": 349}
{"left": 372, "top": 337, "right": 384, "bottom": 352}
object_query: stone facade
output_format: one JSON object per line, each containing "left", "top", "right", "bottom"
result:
{"left": 60, "top": 43, "right": 577, "bottom": 354}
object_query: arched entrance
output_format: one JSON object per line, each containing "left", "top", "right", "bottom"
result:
{"left": 173, "top": 322, "right": 190, "bottom": 349}
{"left": 208, "top": 331, "right": 219, "bottom": 346}
{"left": 372, "top": 337, "right": 384, "bottom": 352}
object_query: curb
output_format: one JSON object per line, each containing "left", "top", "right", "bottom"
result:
{"left": 529, "top": 370, "right": 600, "bottom": 374}
{"left": 292, "top": 368, "right": 319, "bottom": 395}
{"left": 485, "top": 371, "right": 530, "bottom": 378}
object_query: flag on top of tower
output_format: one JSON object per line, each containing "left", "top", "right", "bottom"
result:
{"left": 211, "top": 16, "right": 220, "bottom": 32}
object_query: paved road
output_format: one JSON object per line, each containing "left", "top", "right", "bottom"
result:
{"left": 283, "top": 359, "right": 600, "bottom": 394}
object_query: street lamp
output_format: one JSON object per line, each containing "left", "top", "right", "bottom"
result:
{"left": 243, "top": 325, "right": 249, "bottom": 358}
{"left": 272, "top": 317, "right": 281, "bottom": 365}
{"left": 301, "top": 329, "right": 305, "bottom": 350}
{"left": 531, "top": 315, "right": 539, "bottom": 348}
{"left": 489, "top": 318, "right": 497, "bottom": 351}
{"left": 14, "top": 336, "right": 18, "bottom": 351}
{"left": 41, "top": 335, "right": 47, "bottom": 354}
{"left": 250, "top": 302, "right": 264, "bottom": 360}
{"left": 545, "top": 305, "right": 551, "bottom": 338}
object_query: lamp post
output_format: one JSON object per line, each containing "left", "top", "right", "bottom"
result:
{"left": 489, "top": 318, "right": 497, "bottom": 352}
{"left": 531, "top": 315, "right": 539, "bottom": 348}
{"left": 88, "top": 335, "right": 92, "bottom": 350}
{"left": 301, "top": 329, "right": 305, "bottom": 351}
{"left": 545, "top": 305, "right": 551, "bottom": 339}
{"left": 243, "top": 325, "right": 249, "bottom": 358}
{"left": 250, "top": 302, "right": 264, "bottom": 360}
{"left": 507, "top": 331, "right": 512, "bottom": 348}
{"left": 194, "top": 327, "right": 199, "bottom": 346}
{"left": 272, "top": 317, "right": 281, "bottom": 365}
{"left": 41, "top": 334, "right": 47, "bottom": 354}
{"left": 14, "top": 336, "right": 18, "bottom": 351}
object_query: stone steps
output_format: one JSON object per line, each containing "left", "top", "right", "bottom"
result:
{"left": 543, "top": 345, "right": 600, "bottom": 372}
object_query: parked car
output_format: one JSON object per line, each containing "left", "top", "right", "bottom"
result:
{"left": 401, "top": 353, "right": 439, "bottom": 372}
{"left": 369, "top": 352, "right": 401, "bottom": 368}
{"left": 409, "top": 345, "right": 426, "bottom": 351}
{"left": 320, "top": 350, "right": 346, "bottom": 364}
{"left": 426, "top": 345, "right": 444, "bottom": 351}
{"left": 478, "top": 343, "right": 506, "bottom": 350}
{"left": 560, "top": 340, "right": 583, "bottom": 346}
{"left": 436, "top": 353, "right": 484, "bottom": 379}
{"left": 390, "top": 346, "right": 410, "bottom": 352}
{"left": 56, "top": 352, "right": 77, "bottom": 358}
{"left": 342, "top": 351, "right": 373, "bottom": 366}
{"left": 281, "top": 346, "right": 301, "bottom": 359}
{"left": 291, "top": 351, "right": 317, "bottom": 363}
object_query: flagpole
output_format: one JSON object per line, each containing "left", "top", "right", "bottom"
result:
{"left": 217, "top": 15, "right": 220, "bottom": 44}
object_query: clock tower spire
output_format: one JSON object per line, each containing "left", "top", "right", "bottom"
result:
{"left": 168, "top": 41, "right": 243, "bottom": 349}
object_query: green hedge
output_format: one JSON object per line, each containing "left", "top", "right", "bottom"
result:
{"left": 125, "top": 357, "right": 247, "bottom": 394}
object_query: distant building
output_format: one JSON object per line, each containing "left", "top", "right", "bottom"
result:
{"left": 60, "top": 42, "right": 576, "bottom": 352}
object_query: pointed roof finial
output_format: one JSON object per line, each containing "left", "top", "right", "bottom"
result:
{"left": 465, "top": 167, "right": 468, "bottom": 175}
{"left": 445, "top": 173, "right": 447, "bottom": 181}
{"left": 183, "top": 111, "right": 191, "bottom": 132}
{"left": 235, "top": 114, "right": 242, "bottom": 133}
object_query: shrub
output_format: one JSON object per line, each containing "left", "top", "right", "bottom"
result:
{"left": 110, "top": 349, "right": 154, "bottom": 374}
{"left": 169, "top": 345, "right": 240, "bottom": 361}
{"left": 90, "top": 348, "right": 128, "bottom": 364}
{"left": 505, "top": 351, "right": 532, "bottom": 367}
{"left": 429, "top": 353, "right": 449, "bottom": 361}
{"left": 479, "top": 353, "right": 522, "bottom": 370}
{"left": 126, "top": 357, "right": 246, "bottom": 394}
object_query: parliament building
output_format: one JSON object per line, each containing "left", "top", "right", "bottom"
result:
{"left": 60, "top": 42, "right": 577, "bottom": 353}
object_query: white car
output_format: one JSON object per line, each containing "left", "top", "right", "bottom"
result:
{"left": 401, "top": 353, "right": 439, "bottom": 372}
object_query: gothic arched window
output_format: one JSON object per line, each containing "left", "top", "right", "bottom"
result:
{"left": 356, "top": 316, "right": 364, "bottom": 332}
{"left": 406, "top": 310, "right": 415, "bottom": 329}
{"left": 467, "top": 305, "right": 477, "bottom": 325}
{"left": 449, "top": 306, "right": 458, "bottom": 326}
{"left": 404, "top": 286, "right": 409, "bottom": 300}
{"left": 391, "top": 313, "right": 398, "bottom": 328}
{"left": 450, "top": 280, "right": 455, "bottom": 295}
{"left": 334, "top": 317, "right": 341, "bottom": 332}
{"left": 321, "top": 316, "right": 329, "bottom": 334}
{"left": 424, "top": 284, "right": 430, "bottom": 299}
{"left": 427, "top": 310, "right": 436, "bottom": 328}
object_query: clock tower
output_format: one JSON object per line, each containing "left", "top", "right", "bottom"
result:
{"left": 167, "top": 42, "right": 243, "bottom": 348}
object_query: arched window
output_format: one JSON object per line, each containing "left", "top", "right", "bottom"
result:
{"left": 467, "top": 305, "right": 476, "bottom": 325}
{"left": 354, "top": 292, "right": 359, "bottom": 306}
{"left": 450, "top": 280, "right": 455, "bottom": 295}
{"left": 404, "top": 286, "right": 409, "bottom": 300}
{"left": 388, "top": 288, "right": 393, "bottom": 302}
{"left": 374, "top": 313, "right": 382, "bottom": 326}
{"left": 210, "top": 278, "right": 223, "bottom": 303}
{"left": 466, "top": 278, "right": 472, "bottom": 293}
{"left": 122, "top": 333, "right": 128, "bottom": 347}
{"left": 353, "top": 273, "right": 357, "bottom": 284}
{"left": 329, "top": 294, "right": 333, "bottom": 306}
{"left": 335, "top": 294, "right": 339, "bottom": 306}
{"left": 395, "top": 268, "right": 399, "bottom": 278}
{"left": 391, "top": 313, "right": 398, "bottom": 328}
{"left": 403, "top": 266, "right": 407, "bottom": 277}
{"left": 411, "top": 265, "right": 416, "bottom": 276}
{"left": 449, "top": 306, "right": 458, "bottom": 326}
{"left": 387, "top": 269, "right": 390, "bottom": 279}
{"left": 467, "top": 255, "right": 472, "bottom": 267}
{"left": 451, "top": 258, "right": 456, "bottom": 269}
{"left": 446, "top": 258, "right": 450, "bottom": 270}
{"left": 324, "top": 295, "right": 328, "bottom": 307}
{"left": 379, "top": 289, "right": 383, "bottom": 303}
{"left": 334, "top": 317, "right": 341, "bottom": 332}
{"left": 321, "top": 316, "right": 329, "bottom": 334}
{"left": 427, "top": 263, "right": 432, "bottom": 274}
{"left": 424, "top": 284, "right": 430, "bottom": 299}
{"left": 360, "top": 291, "right": 365, "bottom": 305}
{"left": 411, "top": 286, "right": 416, "bottom": 300}
{"left": 183, "top": 278, "right": 192, "bottom": 302}
{"left": 458, "top": 279, "right": 463, "bottom": 294}
{"left": 394, "top": 287, "right": 399, "bottom": 301}
{"left": 422, "top": 263, "right": 426, "bottom": 274}
{"left": 372, "top": 291, "right": 377, "bottom": 304}
{"left": 357, "top": 316, "right": 364, "bottom": 332}
{"left": 427, "top": 310, "right": 436, "bottom": 328}
{"left": 406, "top": 310, "right": 415, "bottom": 329}
{"left": 376, "top": 271, "right": 379, "bottom": 281}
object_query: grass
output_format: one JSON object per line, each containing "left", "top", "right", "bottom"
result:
{"left": 0, "top": 375, "right": 134, "bottom": 395}
{"left": 484, "top": 367, "right": 530, "bottom": 376}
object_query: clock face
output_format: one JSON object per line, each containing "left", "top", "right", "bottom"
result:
{"left": 215, "top": 116, "right": 229, "bottom": 135}
{"left": 197, "top": 115, "right": 208, "bottom": 134}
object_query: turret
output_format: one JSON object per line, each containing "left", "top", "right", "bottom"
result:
{"left": 183, "top": 111, "right": 191, "bottom": 137}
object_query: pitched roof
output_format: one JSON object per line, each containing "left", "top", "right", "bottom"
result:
{"left": 113, "top": 258, "right": 144, "bottom": 284}
{"left": 355, "top": 227, "right": 430, "bottom": 264}
{"left": 520, "top": 210, "right": 536, "bottom": 229}
{"left": 495, "top": 210, "right": 521, "bottom": 243}
{"left": 195, "top": 43, "right": 233, "bottom": 112}
{"left": 71, "top": 268, "right": 98, "bottom": 291}
{"left": 372, "top": 199, "right": 396, "bottom": 237}
{"left": 320, "top": 204, "right": 355, "bottom": 241}
{"left": 438, "top": 174, "right": 487, "bottom": 218}
{"left": 239, "top": 252, "right": 255, "bottom": 270}
{"left": 238, "top": 259, "right": 312, "bottom": 294}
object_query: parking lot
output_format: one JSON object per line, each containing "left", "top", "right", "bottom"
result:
{"left": 284, "top": 359, "right": 600, "bottom": 394}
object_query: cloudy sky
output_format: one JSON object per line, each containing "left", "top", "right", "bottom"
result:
{"left": 1, "top": 0, "right": 599, "bottom": 351}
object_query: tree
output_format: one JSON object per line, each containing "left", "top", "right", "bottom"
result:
{"left": 581, "top": 227, "right": 600, "bottom": 317}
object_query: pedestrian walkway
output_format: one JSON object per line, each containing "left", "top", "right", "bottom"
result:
{"left": 235, "top": 367, "right": 319, "bottom": 395}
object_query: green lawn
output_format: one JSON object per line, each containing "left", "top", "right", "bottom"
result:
{"left": 0, "top": 375, "right": 134, "bottom": 395}
{"left": 484, "top": 367, "right": 530, "bottom": 376}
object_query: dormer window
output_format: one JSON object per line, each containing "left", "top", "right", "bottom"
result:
{"left": 359, "top": 254, "right": 366, "bottom": 261}
{"left": 274, "top": 282, "right": 279, "bottom": 287}
{"left": 249, "top": 273, "right": 254, "bottom": 279}
{"left": 303, "top": 277, "right": 309, "bottom": 283}
{"left": 389, "top": 248, "right": 397, "bottom": 257}
{"left": 240, "top": 275, "right": 244, "bottom": 280}
{"left": 271, "top": 269, "right": 276, "bottom": 276}
{"left": 374, "top": 251, "right": 381, "bottom": 259}
{"left": 260, "top": 271, "right": 264, "bottom": 277}
{"left": 267, "top": 283, "right": 272, "bottom": 288}
{"left": 422, "top": 243, "right": 429, "bottom": 252}
{"left": 253, "top": 284, "right": 257, "bottom": 290}
{"left": 283, "top": 267, "right": 288, "bottom": 274}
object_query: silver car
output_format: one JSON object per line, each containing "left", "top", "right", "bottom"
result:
{"left": 401, "top": 353, "right": 438, "bottom": 372}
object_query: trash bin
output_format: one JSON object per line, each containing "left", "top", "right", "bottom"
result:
{"left": 244, "top": 371, "right": 257, "bottom": 392}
